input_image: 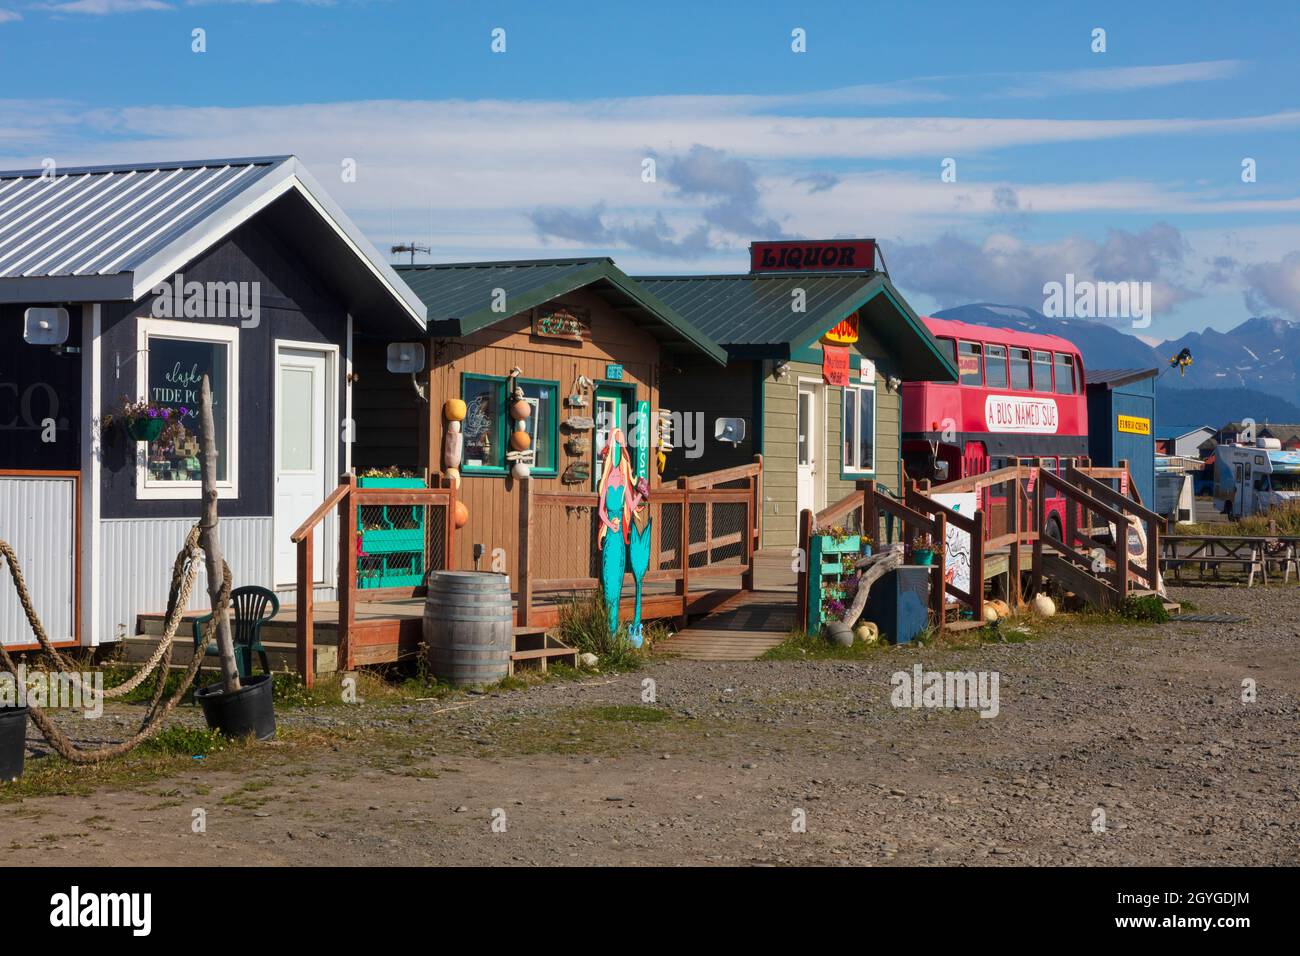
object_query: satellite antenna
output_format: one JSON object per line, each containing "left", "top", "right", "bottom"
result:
{"left": 391, "top": 242, "right": 431, "bottom": 265}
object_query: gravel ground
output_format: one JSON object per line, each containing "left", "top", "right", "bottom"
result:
{"left": 2, "top": 581, "right": 1297, "bottom": 866}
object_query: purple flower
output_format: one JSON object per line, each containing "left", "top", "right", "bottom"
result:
{"left": 147, "top": 408, "right": 159, "bottom": 419}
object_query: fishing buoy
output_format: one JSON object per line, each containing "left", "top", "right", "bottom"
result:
{"left": 984, "top": 605, "right": 1000, "bottom": 622}
{"left": 453, "top": 500, "right": 470, "bottom": 529}
{"left": 853, "top": 620, "right": 879, "bottom": 644}
{"left": 443, "top": 426, "right": 462, "bottom": 470}
{"left": 443, "top": 398, "right": 466, "bottom": 422}
{"left": 510, "top": 399, "right": 531, "bottom": 421}
{"left": 444, "top": 467, "right": 460, "bottom": 490}
{"left": 510, "top": 429, "right": 531, "bottom": 451}
{"left": 1032, "top": 594, "right": 1056, "bottom": 617}
{"left": 512, "top": 461, "right": 531, "bottom": 479}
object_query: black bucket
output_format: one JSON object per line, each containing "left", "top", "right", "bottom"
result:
{"left": 194, "top": 674, "right": 276, "bottom": 741}
{"left": 0, "top": 706, "right": 28, "bottom": 782}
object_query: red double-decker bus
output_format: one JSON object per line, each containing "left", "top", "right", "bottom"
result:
{"left": 902, "top": 317, "right": 1088, "bottom": 539}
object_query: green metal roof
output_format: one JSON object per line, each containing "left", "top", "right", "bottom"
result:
{"left": 635, "top": 271, "right": 958, "bottom": 381}
{"left": 395, "top": 258, "right": 726, "bottom": 365}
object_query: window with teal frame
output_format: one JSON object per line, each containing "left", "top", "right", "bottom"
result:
{"left": 459, "top": 373, "right": 558, "bottom": 476}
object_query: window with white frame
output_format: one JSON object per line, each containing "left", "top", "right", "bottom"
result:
{"left": 136, "top": 319, "right": 239, "bottom": 498}
{"left": 842, "top": 381, "right": 875, "bottom": 474}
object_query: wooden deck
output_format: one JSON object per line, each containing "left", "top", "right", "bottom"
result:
{"left": 654, "top": 590, "right": 795, "bottom": 660}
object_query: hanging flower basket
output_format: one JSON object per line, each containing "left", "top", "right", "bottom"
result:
{"left": 103, "top": 396, "right": 190, "bottom": 446}
{"left": 126, "top": 417, "right": 165, "bottom": 443}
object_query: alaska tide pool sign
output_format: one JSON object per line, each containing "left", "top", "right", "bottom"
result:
{"left": 985, "top": 395, "right": 1059, "bottom": 434}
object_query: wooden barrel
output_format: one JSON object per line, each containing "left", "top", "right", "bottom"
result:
{"left": 423, "top": 571, "right": 513, "bottom": 686}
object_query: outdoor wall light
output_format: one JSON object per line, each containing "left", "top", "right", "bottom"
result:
{"left": 387, "top": 342, "right": 428, "bottom": 402}
{"left": 773, "top": 360, "right": 789, "bottom": 380}
{"left": 23, "top": 306, "right": 70, "bottom": 346}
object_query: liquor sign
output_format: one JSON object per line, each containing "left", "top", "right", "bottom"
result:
{"left": 984, "top": 395, "right": 1059, "bottom": 434}
{"left": 822, "top": 345, "right": 850, "bottom": 386}
{"left": 823, "top": 312, "right": 859, "bottom": 345}
{"left": 750, "top": 239, "right": 875, "bottom": 273}
{"left": 1117, "top": 414, "right": 1150, "bottom": 436}
{"left": 532, "top": 305, "right": 591, "bottom": 341}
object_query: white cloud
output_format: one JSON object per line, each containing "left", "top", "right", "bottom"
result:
{"left": 0, "top": 9, "right": 20, "bottom": 22}
{"left": 39, "top": 0, "right": 172, "bottom": 12}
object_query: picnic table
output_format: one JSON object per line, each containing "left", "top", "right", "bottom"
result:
{"left": 1160, "top": 534, "right": 1299, "bottom": 587}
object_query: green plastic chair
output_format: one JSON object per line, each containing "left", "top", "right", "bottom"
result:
{"left": 191, "top": 586, "right": 279, "bottom": 679}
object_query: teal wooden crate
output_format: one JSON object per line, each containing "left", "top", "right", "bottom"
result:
{"left": 357, "top": 476, "right": 427, "bottom": 588}
{"left": 805, "top": 534, "right": 862, "bottom": 632}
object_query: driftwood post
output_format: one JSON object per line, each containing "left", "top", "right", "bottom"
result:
{"left": 198, "top": 374, "right": 241, "bottom": 693}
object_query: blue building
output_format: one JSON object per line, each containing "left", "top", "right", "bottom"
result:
{"left": 1085, "top": 368, "right": 1158, "bottom": 506}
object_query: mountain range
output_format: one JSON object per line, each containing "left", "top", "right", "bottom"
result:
{"left": 931, "top": 304, "right": 1300, "bottom": 429}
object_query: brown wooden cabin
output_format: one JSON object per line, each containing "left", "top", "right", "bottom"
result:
{"left": 351, "top": 257, "right": 729, "bottom": 575}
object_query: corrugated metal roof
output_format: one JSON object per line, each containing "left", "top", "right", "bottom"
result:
{"left": 634, "top": 271, "right": 957, "bottom": 381}
{"left": 396, "top": 258, "right": 727, "bottom": 364}
{"left": 0, "top": 155, "right": 426, "bottom": 331}
{"left": 1086, "top": 367, "right": 1158, "bottom": 389}
{"left": 0, "top": 157, "right": 281, "bottom": 279}
{"left": 398, "top": 258, "right": 605, "bottom": 325}
{"left": 636, "top": 273, "right": 881, "bottom": 347}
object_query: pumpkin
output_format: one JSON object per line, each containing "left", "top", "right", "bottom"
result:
{"left": 510, "top": 429, "right": 532, "bottom": 451}
{"left": 443, "top": 398, "right": 467, "bottom": 422}
{"left": 510, "top": 399, "right": 532, "bottom": 421}
{"left": 453, "top": 500, "right": 470, "bottom": 528}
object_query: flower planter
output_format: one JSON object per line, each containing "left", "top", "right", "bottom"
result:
{"left": 126, "top": 418, "right": 165, "bottom": 443}
{"left": 913, "top": 548, "right": 935, "bottom": 566}
{"left": 0, "top": 706, "right": 27, "bottom": 781}
{"left": 194, "top": 673, "right": 276, "bottom": 741}
{"left": 824, "top": 620, "right": 854, "bottom": 647}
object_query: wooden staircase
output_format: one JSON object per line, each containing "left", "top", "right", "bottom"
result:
{"left": 509, "top": 626, "right": 578, "bottom": 674}
{"left": 1032, "top": 465, "right": 1179, "bottom": 614}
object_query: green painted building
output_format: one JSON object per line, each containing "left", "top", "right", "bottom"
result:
{"left": 640, "top": 251, "right": 957, "bottom": 550}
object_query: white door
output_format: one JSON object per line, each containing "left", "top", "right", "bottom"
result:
{"left": 796, "top": 383, "right": 819, "bottom": 518}
{"left": 275, "top": 348, "right": 330, "bottom": 586}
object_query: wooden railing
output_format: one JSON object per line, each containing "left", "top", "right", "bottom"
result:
{"left": 518, "top": 457, "right": 762, "bottom": 627}
{"left": 290, "top": 475, "right": 456, "bottom": 687}
{"left": 798, "top": 458, "right": 1153, "bottom": 631}
{"left": 797, "top": 479, "right": 951, "bottom": 633}
{"left": 1028, "top": 466, "right": 1160, "bottom": 606}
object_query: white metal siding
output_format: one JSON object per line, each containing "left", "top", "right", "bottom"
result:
{"left": 100, "top": 516, "right": 273, "bottom": 642}
{"left": 0, "top": 476, "right": 77, "bottom": 646}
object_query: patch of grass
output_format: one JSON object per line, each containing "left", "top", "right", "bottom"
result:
{"left": 1120, "top": 594, "right": 1171, "bottom": 624}
{"left": 555, "top": 592, "right": 646, "bottom": 670}
{"left": 135, "top": 725, "right": 227, "bottom": 757}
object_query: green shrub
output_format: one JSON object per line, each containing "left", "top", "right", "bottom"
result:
{"left": 1121, "top": 594, "right": 1170, "bottom": 624}
{"left": 136, "top": 725, "right": 227, "bottom": 757}
{"left": 556, "top": 592, "right": 642, "bottom": 669}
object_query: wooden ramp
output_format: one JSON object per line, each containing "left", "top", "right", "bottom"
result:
{"left": 654, "top": 591, "right": 794, "bottom": 661}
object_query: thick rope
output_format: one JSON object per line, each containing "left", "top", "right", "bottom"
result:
{"left": 0, "top": 526, "right": 233, "bottom": 765}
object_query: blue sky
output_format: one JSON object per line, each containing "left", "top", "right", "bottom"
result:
{"left": 1, "top": 0, "right": 1297, "bottom": 343}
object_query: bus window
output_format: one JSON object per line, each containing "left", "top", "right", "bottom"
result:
{"left": 1054, "top": 353, "right": 1076, "bottom": 394}
{"left": 936, "top": 336, "right": 957, "bottom": 369}
{"left": 984, "top": 344, "right": 1008, "bottom": 388}
{"left": 1032, "top": 350, "right": 1053, "bottom": 392}
{"left": 958, "top": 341, "right": 983, "bottom": 385}
{"left": 1010, "top": 347, "right": 1031, "bottom": 390}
